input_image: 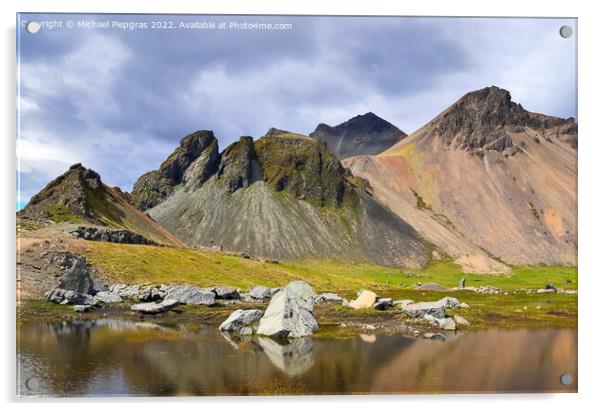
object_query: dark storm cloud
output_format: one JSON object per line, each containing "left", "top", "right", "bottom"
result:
{"left": 17, "top": 14, "right": 577, "bottom": 207}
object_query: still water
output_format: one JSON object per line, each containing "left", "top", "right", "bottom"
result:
{"left": 17, "top": 319, "right": 577, "bottom": 396}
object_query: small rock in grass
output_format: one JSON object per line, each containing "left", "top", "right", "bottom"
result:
{"left": 436, "top": 317, "right": 456, "bottom": 331}
{"left": 349, "top": 290, "right": 378, "bottom": 309}
{"left": 373, "top": 298, "right": 393, "bottom": 311}
{"left": 453, "top": 315, "right": 470, "bottom": 327}
{"left": 73, "top": 305, "right": 91, "bottom": 312}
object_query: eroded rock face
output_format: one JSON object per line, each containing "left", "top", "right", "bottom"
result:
{"left": 131, "top": 131, "right": 218, "bottom": 210}
{"left": 183, "top": 139, "right": 220, "bottom": 191}
{"left": 71, "top": 226, "right": 157, "bottom": 245}
{"left": 257, "top": 280, "right": 318, "bottom": 338}
{"left": 217, "top": 136, "right": 262, "bottom": 193}
{"left": 432, "top": 86, "right": 577, "bottom": 154}
{"left": 219, "top": 309, "right": 263, "bottom": 332}
{"left": 254, "top": 131, "right": 351, "bottom": 208}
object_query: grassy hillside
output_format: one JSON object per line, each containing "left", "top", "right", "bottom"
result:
{"left": 76, "top": 241, "right": 577, "bottom": 293}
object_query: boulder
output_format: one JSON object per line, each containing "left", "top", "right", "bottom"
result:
{"left": 219, "top": 309, "right": 263, "bottom": 332}
{"left": 73, "top": 305, "right": 91, "bottom": 312}
{"left": 109, "top": 284, "right": 142, "bottom": 299}
{"left": 454, "top": 314, "right": 471, "bottom": 327}
{"left": 131, "top": 298, "right": 179, "bottom": 314}
{"left": 45, "top": 288, "right": 97, "bottom": 305}
{"left": 393, "top": 299, "right": 414, "bottom": 307}
{"left": 435, "top": 317, "right": 456, "bottom": 331}
{"left": 57, "top": 257, "right": 95, "bottom": 294}
{"left": 373, "top": 297, "right": 393, "bottom": 311}
{"left": 256, "top": 280, "right": 318, "bottom": 338}
{"left": 536, "top": 288, "right": 555, "bottom": 294}
{"left": 402, "top": 297, "right": 460, "bottom": 319}
{"left": 164, "top": 285, "right": 215, "bottom": 305}
{"left": 459, "top": 302, "right": 471, "bottom": 309}
{"left": 214, "top": 286, "right": 241, "bottom": 300}
{"left": 95, "top": 291, "right": 123, "bottom": 304}
{"left": 314, "top": 292, "right": 344, "bottom": 304}
{"left": 248, "top": 285, "right": 272, "bottom": 300}
{"left": 138, "top": 287, "right": 166, "bottom": 302}
{"left": 348, "top": 290, "right": 378, "bottom": 309}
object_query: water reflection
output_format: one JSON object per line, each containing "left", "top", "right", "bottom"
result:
{"left": 17, "top": 319, "right": 577, "bottom": 396}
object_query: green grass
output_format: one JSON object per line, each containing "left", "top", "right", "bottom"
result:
{"left": 47, "top": 203, "right": 84, "bottom": 224}
{"left": 78, "top": 242, "right": 577, "bottom": 295}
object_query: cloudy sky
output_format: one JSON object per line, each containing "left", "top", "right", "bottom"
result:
{"left": 17, "top": 14, "right": 577, "bottom": 208}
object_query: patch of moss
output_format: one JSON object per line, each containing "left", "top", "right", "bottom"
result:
{"left": 528, "top": 202, "right": 541, "bottom": 220}
{"left": 411, "top": 189, "right": 432, "bottom": 211}
{"left": 47, "top": 203, "right": 84, "bottom": 223}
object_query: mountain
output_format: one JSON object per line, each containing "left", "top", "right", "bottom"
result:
{"left": 344, "top": 86, "right": 577, "bottom": 273}
{"left": 309, "top": 112, "right": 407, "bottom": 159}
{"left": 18, "top": 163, "right": 183, "bottom": 246}
{"left": 134, "top": 128, "right": 429, "bottom": 268}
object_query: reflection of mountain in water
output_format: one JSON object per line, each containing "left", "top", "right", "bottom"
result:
{"left": 17, "top": 320, "right": 577, "bottom": 396}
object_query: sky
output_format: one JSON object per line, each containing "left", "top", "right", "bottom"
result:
{"left": 16, "top": 14, "right": 577, "bottom": 209}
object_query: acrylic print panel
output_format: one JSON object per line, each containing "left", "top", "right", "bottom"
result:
{"left": 16, "top": 13, "right": 577, "bottom": 396}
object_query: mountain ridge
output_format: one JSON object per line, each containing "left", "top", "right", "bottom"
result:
{"left": 310, "top": 112, "right": 407, "bottom": 159}
{"left": 345, "top": 85, "right": 577, "bottom": 272}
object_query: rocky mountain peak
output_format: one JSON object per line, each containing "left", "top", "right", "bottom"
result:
{"left": 131, "top": 130, "right": 218, "bottom": 210}
{"left": 431, "top": 86, "right": 577, "bottom": 155}
{"left": 254, "top": 132, "right": 352, "bottom": 208}
{"left": 19, "top": 163, "right": 106, "bottom": 224}
{"left": 310, "top": 112, "right": 406, "bottom": 159}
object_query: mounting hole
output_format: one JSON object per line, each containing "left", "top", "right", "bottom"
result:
{"left": 25, "top": 21, "right": 40, "bottom": 34}
{"left": 559, "top": 373, "right": 573, "bottom": 386}
{"left": 559, "top": 25, "right": 573, "bottom": 38}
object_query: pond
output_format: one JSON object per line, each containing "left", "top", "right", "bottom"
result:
{"left": 17, "top": 319, "right": 577, "bottom": 396}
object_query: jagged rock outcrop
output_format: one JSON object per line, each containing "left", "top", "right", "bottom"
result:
{"left": 255, "top": 129, "right": 349, "bottom": 207}
{"left": 217, "top": 136, "right": 261, "bottom": 193}
{"left": 430, "top": 86, "right": 577, "bottom": 155}
{"left": 310, "top": 112, "right": 407, "bottom": 159}
{"left": 131, "top": 130, "right": 218, "bottom": 210}
{"left": 70, "top": 226, "right": 157, "bottom": 245}
{"left": 147, "top": 129, "right": 429, "bottom": 268}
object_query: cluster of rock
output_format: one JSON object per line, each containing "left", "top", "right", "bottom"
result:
{"left": 343, "top": 289, "right": 471, "bottom": 331}
{"left": 70, "top": 226, "right": 157, "bottom": 245}
{"left": 219, "top": 280, "right": 319, "bottom": 338}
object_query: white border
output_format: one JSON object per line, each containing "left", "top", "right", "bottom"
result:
{"left": 2, "top": 0, "right": 601, "bottom": 410}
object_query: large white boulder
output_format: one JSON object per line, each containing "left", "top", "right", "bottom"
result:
{"left": 256, "top": 280, "right": 318, "bottom": 338}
